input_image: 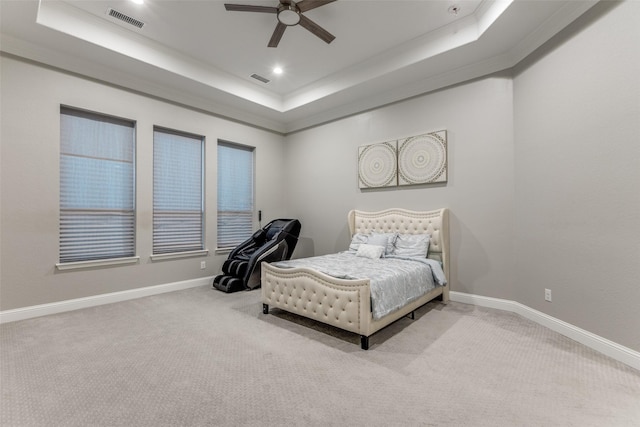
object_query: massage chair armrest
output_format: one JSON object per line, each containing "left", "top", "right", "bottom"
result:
{"left": 244, "top": 239, "right": 290, "bottom": 289}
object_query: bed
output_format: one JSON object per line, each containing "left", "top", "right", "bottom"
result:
{"left": 261, "top": 208, "right": 449, "bottom": 349}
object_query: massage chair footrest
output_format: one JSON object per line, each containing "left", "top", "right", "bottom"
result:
{"left": 213, "top": 274, "right": 246, "bottom": 293}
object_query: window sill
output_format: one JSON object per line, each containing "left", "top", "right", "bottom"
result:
{"left": 56, "top": 256, "right": 140, "bottom": 271}
{"left": 150, "top": 249, "right": 209, "bottom": 262}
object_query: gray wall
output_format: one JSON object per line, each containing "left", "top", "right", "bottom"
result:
{"left": 512, "top": 1, "right": 640, "bottom": 351}
{"left": 0, "top": 55, "right": 287, "bottom": 310}
{"left": 284, "top": 75, "right": 516, "bottom": 301}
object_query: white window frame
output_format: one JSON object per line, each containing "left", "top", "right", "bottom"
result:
{"left": 57, "top": 106, "right": 138, "bottom": 270}
{"left": 217, "top": 140, "right": 255, "bottom": 251}
{"left": 151, "top": 127, "right": 207, "bottom": 260}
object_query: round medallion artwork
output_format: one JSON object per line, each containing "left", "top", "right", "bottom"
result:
{"left": 398, "top": 132, "right": 447, "bottom": 185}
{"left": 358, "top": 141, "right": 397, "bottom": 188}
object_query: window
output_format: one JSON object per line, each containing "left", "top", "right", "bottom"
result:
{"left": 59, "top": 107, "right": 135, "bottom": 264}
{"left": 153, "top": 128, "right": 204, "bottom": 255}
{"left": 217, "top": 141, "right": 254, "bottom": 249}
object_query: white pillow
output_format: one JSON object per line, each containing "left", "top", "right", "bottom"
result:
{"left": 393, "top": 234, "right": 430, "bottom": 258}
{"left": 356, "top": 244, "right": 385, "bottom": 259}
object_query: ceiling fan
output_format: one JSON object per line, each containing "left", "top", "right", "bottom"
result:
{"left": 224, "top": 0, "right": 336, "bottom": 48}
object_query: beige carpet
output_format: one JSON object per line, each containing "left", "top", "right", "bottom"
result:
{"left": 1, "top": 285, "right": 639, "bottom": 426}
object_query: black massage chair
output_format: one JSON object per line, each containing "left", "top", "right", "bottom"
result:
{"left": 213, "top": 218, "right": 301, "bottom": 293}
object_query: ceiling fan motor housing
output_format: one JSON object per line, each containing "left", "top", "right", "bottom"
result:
{"left": 277, "top": 4, "right": 300, "bottom": 26}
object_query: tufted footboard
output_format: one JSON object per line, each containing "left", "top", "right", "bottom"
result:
{"left": 261, "top": 262, "right": 446, "bottom": 349}
{"left": 261, "top": 263, "right": 371, "bottom": 335}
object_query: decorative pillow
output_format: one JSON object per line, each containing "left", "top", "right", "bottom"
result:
{"left": 348, "top": 233, "right": 370, "bottom": 252}
{"left": 393, "top": 234, "right": 430, "bottom": 258}
{"left": 371, "top": 232, "right": 397, "bottom": 256}
{"left": 356, "top": 244, "right": 385, "bottom": 259}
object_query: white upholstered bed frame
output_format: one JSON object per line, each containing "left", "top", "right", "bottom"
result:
{"left": 261, "top": 208, "right": 449, "bottom": 349}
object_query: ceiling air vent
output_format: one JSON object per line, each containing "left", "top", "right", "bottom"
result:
{"left": 250, "top": 74, "right": 270, "bottom": 84}
{"left": 106, "top": 8, "right": 145, "bottom": 29}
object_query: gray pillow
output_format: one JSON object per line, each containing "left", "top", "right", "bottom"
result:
{"left": 393, "top": 234, "right": 430, "bottom": 258}
{"left": 348, "top": 233, "right": 369, "bottom": 252}
{"left": 370, "top": 232, "right": 397, "bottom": 256}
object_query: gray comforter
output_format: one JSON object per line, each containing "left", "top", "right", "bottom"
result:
{"left": 272, "top": 253, "right": 446, "bottom": 319}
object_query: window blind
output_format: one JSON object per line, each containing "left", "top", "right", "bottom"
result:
{"left": 217, "top": 141, "right": 254, "bottom": 249}
{"left": 153, "top": 128, "right": 204, "bottom": 254}
{"left": 59, "top": 107, "right": 135, "bottom": 263}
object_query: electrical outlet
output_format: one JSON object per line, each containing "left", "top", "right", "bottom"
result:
{"left": 545, "top": 288, "right": 552, "bottom": 302}
{"left": 200, "top": 261, "right": 206, "bottom": 270}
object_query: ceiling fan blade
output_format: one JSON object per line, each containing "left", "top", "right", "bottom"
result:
{"left": 268, "top": 22, "right": 287, "bottom": 48}
{"left": 296, "top": 0, "right": 337, "bottom": 13}
{"left": 298, "top": 14, "right": 335, "bottom": 44}
{"left": 224, "top": 4, "right": 278, "bottom": 13}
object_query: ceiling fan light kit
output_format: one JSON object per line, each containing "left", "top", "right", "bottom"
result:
{"left": 278, "top": 4, "right": 301, "bottom": 26}
{"left": 224, "top": 0, "right": 336, "bottom": 48}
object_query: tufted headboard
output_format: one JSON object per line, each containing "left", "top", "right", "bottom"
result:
{"left": 347, "top": 208, "right": 449, "bottom": 281}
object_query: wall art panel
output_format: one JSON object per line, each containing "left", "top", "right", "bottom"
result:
{"left": 398, "top": 130, "right": 447, "bottom": 185}
{"left": 358, "top": 140, "right": 397, "bottom": 189}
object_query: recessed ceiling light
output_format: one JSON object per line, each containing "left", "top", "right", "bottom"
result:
{"left": 273, "top": 67, "right": 283, "bottom": 75}
{"left": 131, "top": 0, "right": 144, "bottom": 5}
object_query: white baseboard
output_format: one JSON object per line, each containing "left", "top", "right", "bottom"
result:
{"left": 3, "top": 284, "right": 636, "bottom": 371}
{"left": 450, "top": 291, "right": 640, "bottom": 372}
{"left": 0, "top": 277, "right": 212, "bottom": 324}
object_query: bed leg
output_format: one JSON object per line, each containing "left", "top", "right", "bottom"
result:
{"left": 360, "top": 335, "right": 369, "bottom": 350}
{"left": 409, "top": 311, "right": 415, "bottom": 320}
{"left": 262, "top": 304, "right": 269, "bottom": 314}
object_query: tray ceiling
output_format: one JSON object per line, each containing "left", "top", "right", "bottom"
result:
{"left": 0, "top": 0, "right": 598, "bottom": 133}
